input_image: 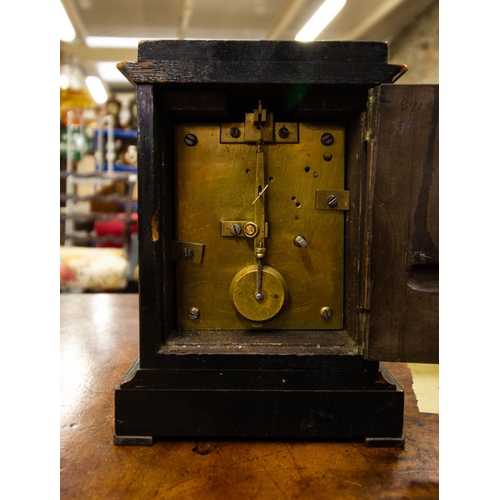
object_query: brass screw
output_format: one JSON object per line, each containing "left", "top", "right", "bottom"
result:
{"left": 323, "top": 153, "right": 332, "bottom": 161}
{"left": 243, "top": 222, "right": 258, "bottom": 237}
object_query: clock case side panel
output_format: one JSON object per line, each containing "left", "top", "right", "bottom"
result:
{"left": 135, "top": 84, "right": 175, "bottom": 368}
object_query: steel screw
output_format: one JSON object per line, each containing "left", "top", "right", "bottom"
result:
{"left": 321, "top": 307, "right": 333, "bottom": 319}
{"left": 294, "top": 235, "right": 308, "bottom": 247}
{"left": 184, "top": 247, "right": 193, "bottom": 258}
{"left": 278, "top": 126, "right": 290, "bottom": 139}
{"left": 184, "top": 133, "right": 198, "bottom": 146}
{"left": 188, "top": 307, "right": 200, "bottom": 320}
{"left": 230, "top": 127, "right": 241, "bottom": 138}
{"left": 230, "top": 223, "right": 242, "bottom": 236}
{"left": 327, "top": 194, "right": 338, "bottom": 207}
{"left": 321, "top": 133, "right": 334, "bottom": 146}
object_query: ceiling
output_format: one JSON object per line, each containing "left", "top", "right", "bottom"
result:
{"left": 60, "top": 0, "right": 436, "bottom": 93}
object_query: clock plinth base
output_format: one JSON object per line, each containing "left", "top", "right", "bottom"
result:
{"left": 114, "top": 356, "right": 404, "bottom": 445}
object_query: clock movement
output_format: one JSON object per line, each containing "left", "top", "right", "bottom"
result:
{"left": 113, "top": 40, "right": 438, "bottom": 446}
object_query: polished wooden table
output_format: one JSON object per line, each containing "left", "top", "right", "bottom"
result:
{"left": 60, "top": 294, "right": 438, "bottom": 499}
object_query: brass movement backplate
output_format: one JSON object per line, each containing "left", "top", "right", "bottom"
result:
{"left": 175, "top": 121, "right": 346, "bottom": 331}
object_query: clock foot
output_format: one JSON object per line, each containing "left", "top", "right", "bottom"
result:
{"left": 113, "top": 434, "right": 153, "bottom": 446}
{"left": 365, "top": 436, "right": 405, "bottom": 449}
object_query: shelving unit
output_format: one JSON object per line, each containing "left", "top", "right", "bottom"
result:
{"left": 60, "top": 110, "right": 137, "bottom": 250}
{"left": 94, "top": 120, "right": 138, "bottom": 175}
{"left": 60, "top": 109, "right": 138, "bottom": 291}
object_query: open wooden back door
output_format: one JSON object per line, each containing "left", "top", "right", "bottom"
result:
{"left": 368, "top": 84, "right": 439, "bottom": 363}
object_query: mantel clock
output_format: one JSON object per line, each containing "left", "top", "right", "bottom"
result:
{"left": 113, "top": 40, "right": 439, "bottom": 446}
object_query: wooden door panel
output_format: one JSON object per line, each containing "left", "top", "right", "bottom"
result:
{"left": 368, "top": 84, "right": 439, "bottom": 363}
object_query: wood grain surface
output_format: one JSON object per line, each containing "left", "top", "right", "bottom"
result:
{"left": 368, "top": 84, "right": 439, "bottom": 363}
{"left": 60, "top": 294, "right": 438, "bottom": 499}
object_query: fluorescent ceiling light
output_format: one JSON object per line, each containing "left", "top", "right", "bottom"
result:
{"left": 86, "top": 76, "right": 108, "bottom": 104}
{"left": 86, "top": 37, "right": 146, "bottom": 49}
{"left": 60, "top": 1, "right": 76, "bottom": 42}
{"left": 97, "top": 62, "right": 130, "bottom": 84}
{"left": 295, "top": 0, "right": 346, "bottom": 42}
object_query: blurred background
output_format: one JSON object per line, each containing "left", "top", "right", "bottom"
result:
{"left": 59, "top": 0, "right": 438, "bottom": 294}
{"left": 61, "top": 0, "right": 438, "bottom": 96}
